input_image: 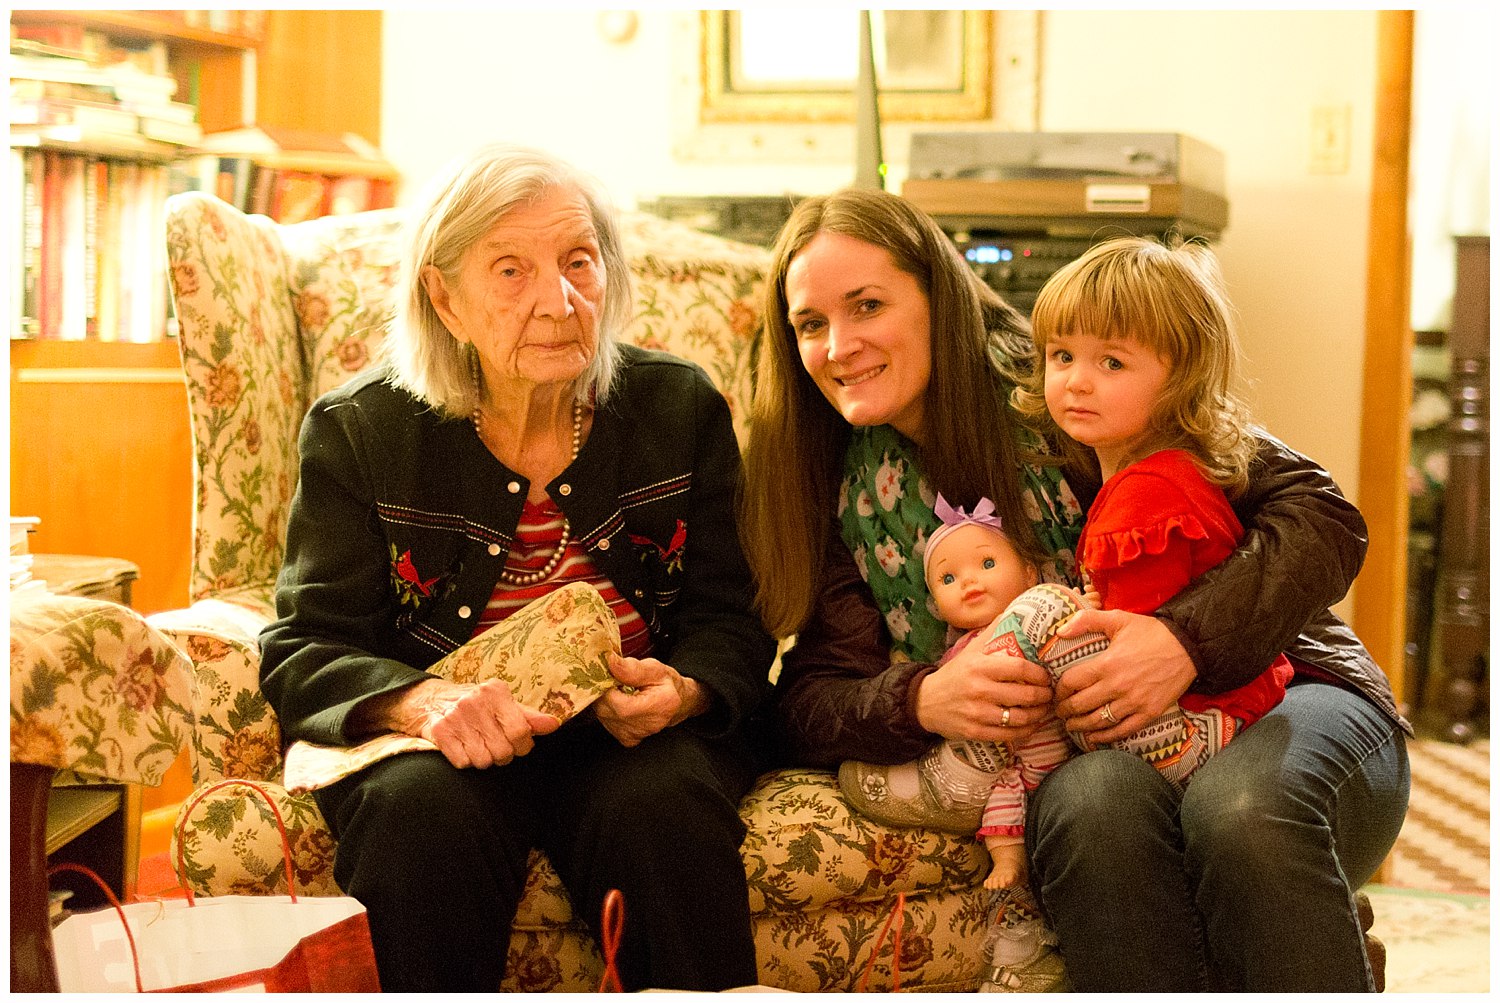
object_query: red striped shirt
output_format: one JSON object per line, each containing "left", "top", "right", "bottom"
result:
{"left": 472, "top": 497, "right": 653, "bottom": 659}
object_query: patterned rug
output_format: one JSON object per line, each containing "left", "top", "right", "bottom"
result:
{"left": 1367, "top": 885, "right": 1489, "bottom": 992}
{"left": 1385, "top": 738, "right": 1489, "bottom": 895}
{"left": 1366, "top": 736, "right": 1490, "bottom": 993}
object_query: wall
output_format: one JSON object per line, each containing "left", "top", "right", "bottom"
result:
{"left": 1038, "top": 11, "right": 1378, "bottom": 498}
{"left": 383, "top": 10, "right": 1379, "bottom": 502}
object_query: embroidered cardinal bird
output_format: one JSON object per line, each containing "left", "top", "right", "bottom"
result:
{"left": 629, "top": 520, "right": 688, "bottom": 574}
{"left": 393, "top": 549, "right": 440, "bottom": 596}
{"left": 630, "top": 521, "right": 687, "bottom": 560}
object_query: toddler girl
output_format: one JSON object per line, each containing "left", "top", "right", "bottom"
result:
{"left": 1013, "top": 234, "right": 1294, "bottom": 784}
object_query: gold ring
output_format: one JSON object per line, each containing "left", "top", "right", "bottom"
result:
{"left": 1001, "top": 707, "right": 1012, "bottom": 727}
{"left": 1101, "top": 702, "right": 1118, "bottom": 724}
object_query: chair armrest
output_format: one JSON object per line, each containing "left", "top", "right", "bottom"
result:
{"left": 147, "top": 592, "right": 282, "bottom": 786}
{"left": 10, "top": 594, "right": 191, "bottom": 785}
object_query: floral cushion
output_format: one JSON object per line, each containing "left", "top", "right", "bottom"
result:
{"left": 10, "top": 594, "right": 191, "bottom": 785}
{"left": 281, "top": 582, "right": 622, "bottom": 794}
{"left": 148, "top": 589, "right": 279, "bottom": 786}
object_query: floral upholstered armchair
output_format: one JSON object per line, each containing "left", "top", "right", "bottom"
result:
{"left": 150, "top": 191, "right": 996, "bottom": 991}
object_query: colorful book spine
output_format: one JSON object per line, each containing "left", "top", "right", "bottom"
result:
{"left": 96, "top": 160, "right": 122, "bottom": 343}
{"left": 56, "top": 154, "right": 89, "bottom": 340}
{"left": 39, "top": 150, "right": 64, "bottom": 338}
{"left": 83, "top": 156, "right": 100, "bottom": 338}
{"left": 8, "top": 150, "right": 25, "bottom": 340}
{"left": 19, "top": 150, "right": 43, "bottom": 339}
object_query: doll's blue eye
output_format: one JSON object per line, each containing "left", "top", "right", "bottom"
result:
{"left": 983, "top": 558, "right": 996, "bottom": 569}
{"left": 942, "top": 573, "right": 955, "bottom": 585}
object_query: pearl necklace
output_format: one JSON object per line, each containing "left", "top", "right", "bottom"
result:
{"left": 472, "top": 398, "right": 584, "bottom": 586}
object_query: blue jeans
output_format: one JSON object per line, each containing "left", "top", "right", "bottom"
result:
{"left": 1026, "top": 681, "right": 1410, "bottom": 991}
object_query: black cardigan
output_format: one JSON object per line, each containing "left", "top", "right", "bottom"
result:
{"left": 260, "top": 346, "right": 775, "bottom": 747}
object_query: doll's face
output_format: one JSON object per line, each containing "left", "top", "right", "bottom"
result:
{"left": 925, "top": 524, "right": 1036, "bottom": 631}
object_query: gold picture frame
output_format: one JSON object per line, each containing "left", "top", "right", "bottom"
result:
{"left": 700, "top": 10, "right": 992, "bottom": 123}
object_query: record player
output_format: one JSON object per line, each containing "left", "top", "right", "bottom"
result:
{"left": 903, "top": 131, "right": 1228, "bottom": 238}
{"left": 902, "top": 132, "right": 1229, "bottom": 312}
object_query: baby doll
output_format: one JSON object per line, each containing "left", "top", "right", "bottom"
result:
{"left": 920, "top": 494, "right": 1082, "bottom": 891}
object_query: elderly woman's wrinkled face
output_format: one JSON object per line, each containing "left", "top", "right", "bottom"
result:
{"left": 427, "top": 185, "right": 606, "bottom": 393}
{"left": 784, "top": 230, "right": 932, "bottom": 442}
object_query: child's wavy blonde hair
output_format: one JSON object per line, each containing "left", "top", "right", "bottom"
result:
{"left": 1012, "top": 235, "right": 1256, "bottom": 496}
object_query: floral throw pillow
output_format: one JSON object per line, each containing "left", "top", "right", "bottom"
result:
{"left": 281, "top": 582, "right": 621, "bottom": 792}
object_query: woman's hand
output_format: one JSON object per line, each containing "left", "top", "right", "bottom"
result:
{"left": 914, "top": 642, "right": 1054, "bottom": 744}
{"left": 1051, "top": 609, "right": 1196, "bottom": 744}
{"left": 380, "top": 677, "right": 561, "bottom": 769}
{"left": 594, "top": 654, "right": 708, "bottom": 747}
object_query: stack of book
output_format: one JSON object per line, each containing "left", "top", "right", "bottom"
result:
{"left": 11, "top": 516, "right": 46, "bottom": 602}
{"left": 10, "top": 22, "right": 205, "bottom": 155}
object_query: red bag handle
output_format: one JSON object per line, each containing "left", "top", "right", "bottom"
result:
{"left": 174, "top": 778, "right": 298, "bottom": 905}
{"left": 858, "top": 891, "right": 906, "bottom": 993}
{"left": 597, "top": 888, "right": 626, "bottom": 992}
{"left": 48, "top": 861, "right": 145, "bottom": 993}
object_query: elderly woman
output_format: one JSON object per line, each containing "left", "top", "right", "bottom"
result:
{"left": 259, "top": 144, "right": 774, "bottom": 992}
{"left": 739, "top": 187, "right": 1409, "bottom": 992}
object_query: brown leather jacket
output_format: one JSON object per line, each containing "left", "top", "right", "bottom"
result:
{"left": 773, "top": 432, "right": 1410, "bottom": 767}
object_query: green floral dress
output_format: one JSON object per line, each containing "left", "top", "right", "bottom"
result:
{"left": 838, "top": 423, "right": 1086, "bottom": 665}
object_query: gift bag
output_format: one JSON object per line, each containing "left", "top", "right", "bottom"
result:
{"left": 51, "top": 779, "right": 381, "bottom": 992}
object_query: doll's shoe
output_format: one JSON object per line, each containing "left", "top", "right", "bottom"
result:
{"left": 977, "top": 917, "right": 1069, "bottom": 993}
{"left": 838, "top": 739, "right": 996, "bottom": 834}
{"left": 978, "top": 889, "right": 1069, "bottom": 994}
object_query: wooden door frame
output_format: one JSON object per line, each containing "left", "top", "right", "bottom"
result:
{"left": 1353, "top": 10, "right": 1414, "bottom": 713}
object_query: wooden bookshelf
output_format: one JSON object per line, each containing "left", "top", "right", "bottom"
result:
{"left": 9, "top": 10, "right": 265, "bottom": 51}
{"left": 11, "top": 10, "right": 384, "bottom": 146}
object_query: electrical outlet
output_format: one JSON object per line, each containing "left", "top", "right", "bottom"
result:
{"left": 1310, "top": 104, "right": 1352, "bottom": 175}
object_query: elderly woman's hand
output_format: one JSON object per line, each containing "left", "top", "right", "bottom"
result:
{"left": 915, "top": 642, "right": 1054, "bottom": 744}
{"left": 594, "top": 654, "right": 709, "bottom": 747}
{"left": 371, "top": 677, "right": 561, "bottom": 769}
{"left": 1050, "top": 608, "right": 1196, "bottom": 743}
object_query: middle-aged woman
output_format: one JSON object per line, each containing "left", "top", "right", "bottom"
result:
{"left": 259, "top": 144, "right": 775, "bottom": 992}
{"left": 739, "top": 186, "right": 1410, "bottom": 992}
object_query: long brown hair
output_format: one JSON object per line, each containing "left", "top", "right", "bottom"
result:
{"left": 739, "top": 188, "right": 1040, "bottom": 638}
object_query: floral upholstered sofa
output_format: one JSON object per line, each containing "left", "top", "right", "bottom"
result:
{"left": 150, "top": 191, "right": 996, "bottom": 991}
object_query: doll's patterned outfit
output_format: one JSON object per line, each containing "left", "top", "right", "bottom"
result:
{"left": 937, "top": 627, "right": 1072, "bottom": 841}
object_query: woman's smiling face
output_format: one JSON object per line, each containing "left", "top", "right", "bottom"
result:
{"left": 784, "top": 230, "right": 933, "bottom": 442}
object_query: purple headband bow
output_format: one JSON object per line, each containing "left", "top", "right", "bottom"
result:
{"left": 924, "top": 493, "right": 1006, "bottom": 580}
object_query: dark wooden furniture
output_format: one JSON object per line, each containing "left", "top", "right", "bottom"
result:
{"left": 9, "top": 766, "right": 135, "bottom": 993}
{"left": 1431, "top": 235, "right": 1489, "bottom": 741}
{"left": 11, "top": 762, "right": 61, "bottom": 992}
